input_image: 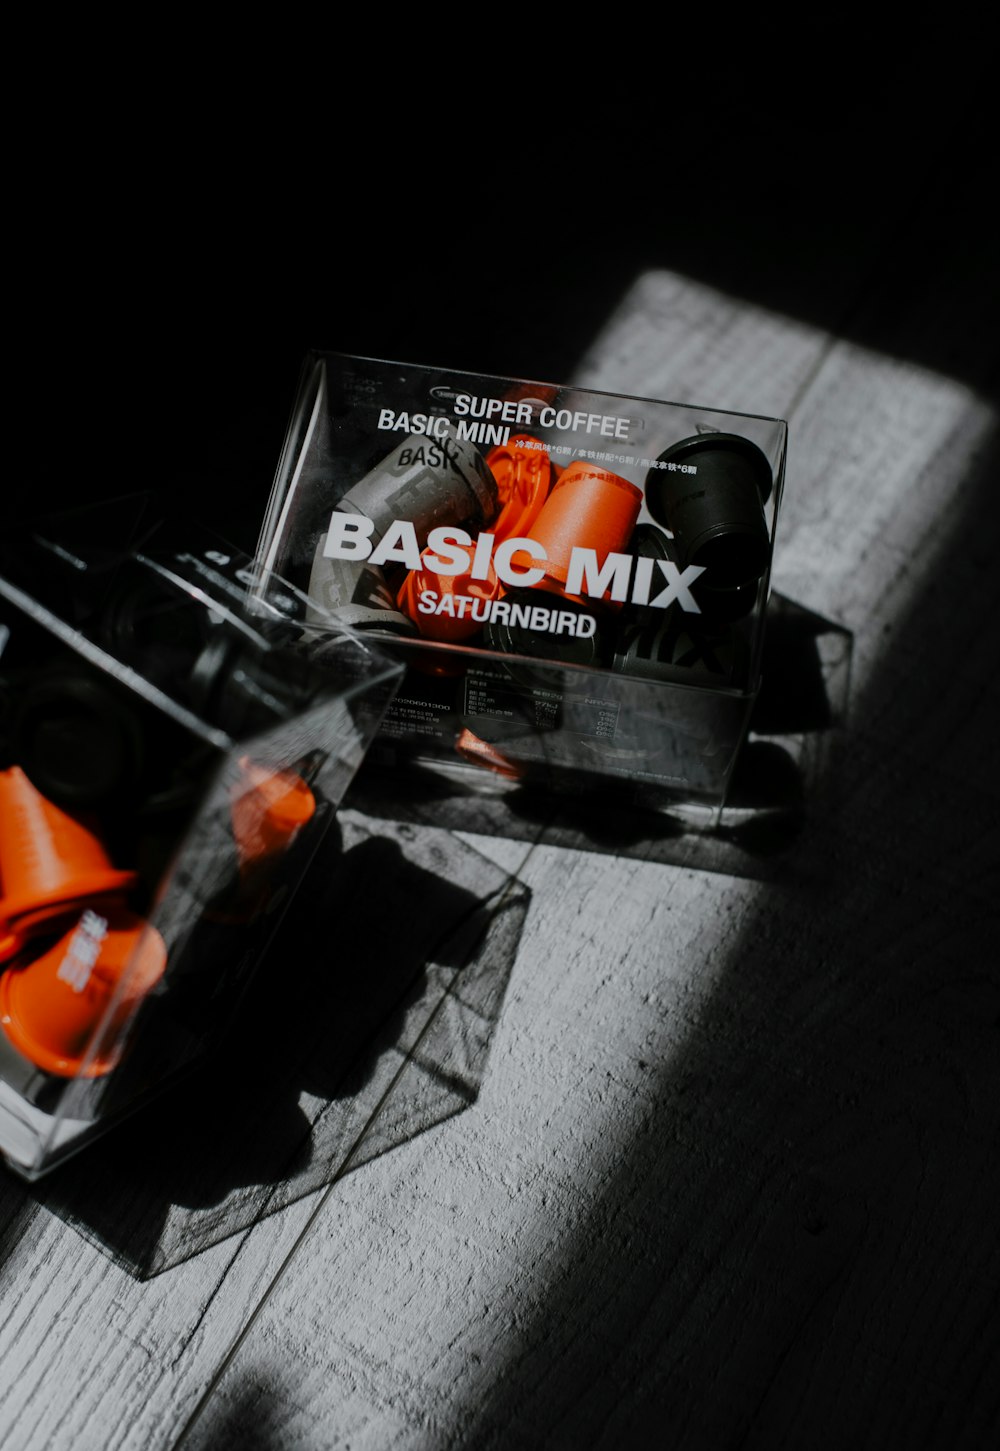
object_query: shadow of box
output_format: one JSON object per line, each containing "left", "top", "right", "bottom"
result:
{"left": 30, "top": 811, "right": 529, "bottom": 1278}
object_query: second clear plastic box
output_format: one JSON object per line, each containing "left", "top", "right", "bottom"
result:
{"left": 0, "top": 497, "right": 403, "bottom": 1178}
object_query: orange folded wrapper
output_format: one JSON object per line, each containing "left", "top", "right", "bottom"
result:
{"left": 485, "top": 434, "right": 556, "bottom": 543}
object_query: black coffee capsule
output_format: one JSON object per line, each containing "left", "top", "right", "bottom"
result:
{"left": 612, "top": 610, "right": 747, "bottom": 686}
{"left": 9, "top": 669, "right": 145, "bottom": 808}
{"left": 624, "top": 523, "right": 673, "bottom": 620}
{"left": 689, "top": 578, "right": 759, "bottom": 623}
{"left": 644, "top": 433, "right": 773, "bottom": 591}
{"left": 621, "top": 522, "right": 757, "bottom": 625}
{"left": 482, "top": 588, "right": 603, "bottom": 672}
{"left": 187, "top": 622, "right": 349, "bottom": 739}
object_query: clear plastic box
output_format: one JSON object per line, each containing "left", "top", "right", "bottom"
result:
{"left": 257, "top": 352, "right": 787, "bottom": 819}
{"left": 0, "top": 496, "right": 402, "bottom": 1178}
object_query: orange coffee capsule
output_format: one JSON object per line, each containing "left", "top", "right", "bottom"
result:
{"left": 485, "top": 435, "right": 554, "bottom": 543}
{"left": 0, "top": 904, "right": 167, "bottom": 1077}
{"left": 229, "top": 759, "right": 316, "bottom": 871}
{"left": 200, "top": 758, "right": 319, "bottom": 926}
{"left": 526, "top": 460, "right": 642, "bottom": 604}
{"left": 0, "top": 766, "right": 136, "bottom": 963}
{"left": 397, "top": 554, "right": 501, "bottom": 643}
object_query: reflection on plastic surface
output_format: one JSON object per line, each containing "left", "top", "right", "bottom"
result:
{"left": 0, "top": 499, "right": 403, "bottom": 1179}
{"left": 255, "top": 352, "right": 788, "bottom": 817}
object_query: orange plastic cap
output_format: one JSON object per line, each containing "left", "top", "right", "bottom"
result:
{"left": 0, "top": 766, "right": 136, "bottom": 959}
{"left": 0, "top": 905, "right": 167, "bottom": 1077}
{"left": 230, "top": 759, "right": 316, "bottom": 869}
{"left": 397, "top": 554, "right": 501, "bottom": 643}
{"left": 527, "top": 460, "right": 642, "bottom": 599}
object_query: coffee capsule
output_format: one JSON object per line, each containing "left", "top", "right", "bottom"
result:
{"left": 613, "top": 610, "right": 747, "bottom": 686}
{"left": 481, "top": 588, "right": 603, "bottom": 671}
{"left": 484, "top": 434, "right": 554, "bottom": 543}
{"left": 527, "top": 460, "right": 643, "bottom": 604}
{"left": 340, "top": 428, "right": 498, "bottom": 547}
{"left": 8, "top": 671, "right": 145, "bottom": 811}
{"left": 0, "top": 904, "right": 167, "bottom": 1077}
{"left": 622, "top": 522, "right": 758, "bottom": 624}
{"left": 0, "top": 766, "right": 135, "bottom": 962}
{"left": 306, "top": 535, "right": 416, "bottom": 634}
{"left": 644, "top": 433, "right": 773, "bottom": 590}
{"left": 397, "top": 553, "right": 501, "bottom": 643}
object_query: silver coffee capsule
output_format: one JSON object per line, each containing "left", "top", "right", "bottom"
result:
{"left": 305, "top": 539, "right": 415, "bottom": 634}
{"left": 340, "top": 426, "right": 498, "bottom": 547}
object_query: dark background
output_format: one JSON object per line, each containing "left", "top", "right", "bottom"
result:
{"left": 8, "top": 27, "right": 995, "bottom": 554}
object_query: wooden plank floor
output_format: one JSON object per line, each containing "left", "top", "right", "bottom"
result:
{"left": 3, "top": 75, "right": 998, "bottom": 1451}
